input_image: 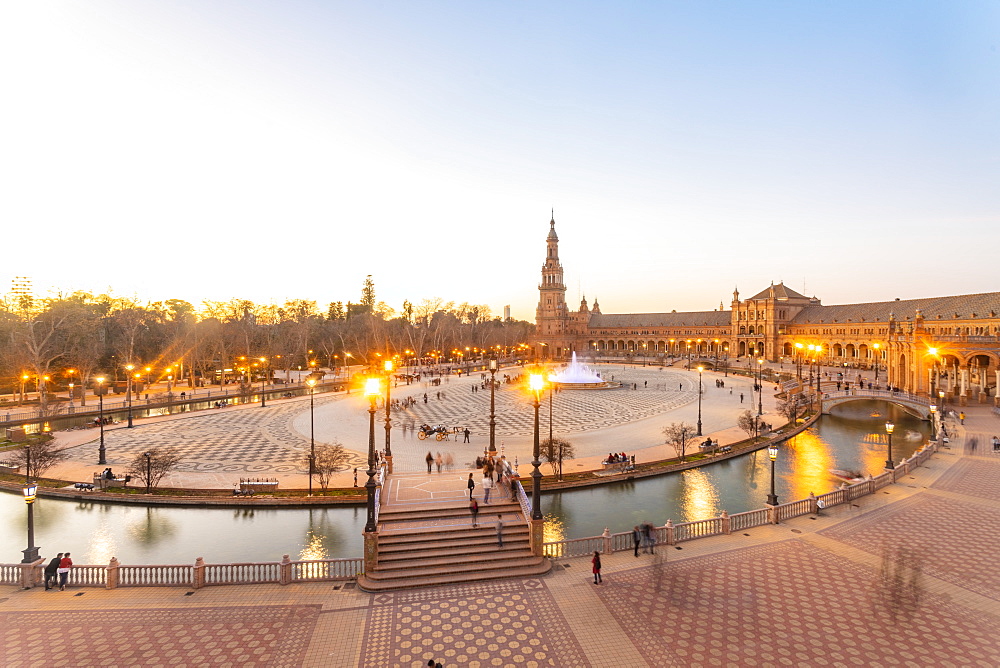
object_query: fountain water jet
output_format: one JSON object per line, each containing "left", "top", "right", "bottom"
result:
{"left": 549, "top": 352, "right": 619, "bottom": 389}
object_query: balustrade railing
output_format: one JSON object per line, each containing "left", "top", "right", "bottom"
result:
{"left": 513, "top": 480, "right": 531, "bottom": 518}
{"left": 673, "top": 517, "right": 724, "bottom": 542}
{"left": 729, "top": 509, "right": 768, "bottom": 531}
{"left": 543, "top": 440, "right": 940, "bottom": 559}
{"left": 119, "top": 564, "right": 192, "bottom": 587}
{"left": 0, "top": 555, "right": 367, "bottom": 589}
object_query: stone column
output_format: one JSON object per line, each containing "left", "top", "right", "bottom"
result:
{"left": 106, "top": 557, "right": 120, "bottom": 590}
{"left": 363, "top": 531, "right": 379, "bottom": 572}
{"left": 995, "top": 370, "right": 1000, "bottom": 407}
{"left": 961, "top": 366, "right": 969, "bottom": 406}
{"left": 529, "top": 518, "right": 545, "bottom": 557}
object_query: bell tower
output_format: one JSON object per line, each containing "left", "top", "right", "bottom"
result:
{"left": 536, "top": 212, "right": 569, "bottom": 359}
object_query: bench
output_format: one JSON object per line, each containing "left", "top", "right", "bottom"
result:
{"left": 74, "top": 482, "right": 95, "bottom": 491}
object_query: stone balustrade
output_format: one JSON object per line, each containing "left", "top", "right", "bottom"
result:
{"left": 3, "top": 554, "right": 364, "bottom": 590}
{"left": 542, "top": 439, "right": 939, "bottom": 559}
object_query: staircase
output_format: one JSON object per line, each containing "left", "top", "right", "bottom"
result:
{"left": 356, "top": 496, "right": 550, "bottom": 591}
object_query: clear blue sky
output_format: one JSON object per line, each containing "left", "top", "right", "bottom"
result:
{"left": 3, "top": 1, "right": 998, "bottom": 319}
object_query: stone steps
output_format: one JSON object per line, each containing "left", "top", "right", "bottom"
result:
{"left": 359, "top": 502, "right": 548, "bottom": 591}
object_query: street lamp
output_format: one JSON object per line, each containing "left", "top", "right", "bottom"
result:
{"left": 68, "top": 383, "right": 74, "bottom": 409}
{"left": 259, "top": 357, "right": 267, "bottom": 407}
{"left": 696, "top": 365, "right": 704, "bottom": 436}
{"left": 488, "top": 358, "right": 498, "bottom": 454}
{"left": 757, "top": 357, "right": 764, "bottom": 417}
{"left": 766, "top": 444, "right": 779, "bottom": 506}
{"left": 529, "top": 374, "right": 544, "bottom": 521}
{"left": 125, "top": 364, "right": 135, "bottom": 428}
{"left": 929, "top": 404, "right": 937, "bottom": 441}
{"left": 144, "top": 452, "right": 152, "bottom": 494}
{"left": 96, "top": 376, "right": 107, "bottom": 465}
{"left": 884, "top": 421, "right": 895, "bottom": 470}
{"left": 364, "top": 377, "right": 380, "bottom": 533}
{"left": 383, "top": 359, "right": 393, "bottom": 468}
{"left": 939, "top": 389, "right": 946, "bottom": 413}
{"left": 22, "top": 480, "right": 39, "bottom": 564}
{"left": 307, "top": 379, "right": 317, "bottom": 496}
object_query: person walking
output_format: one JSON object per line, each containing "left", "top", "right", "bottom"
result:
{"left": 469, "top": 499, "right": 479, "bottom": 528}
{"left": 959, "top": 411, "right": 966, "bottom": 425}
{"left": 44, "top": 553, "right": 62, "bottom": 590}
{"left": 467, "top": 473, "right": 475, "bottom": 499}
{"left": 58, "top": 552, "right": 73, "bottom": 591}
{"left": 591, "top": 551, "right": 602, "bottom": 584}
{"left": 435, "top": 452, "right": 443, "bottom": 473}
{"left": 642, "top": 523, "right": 655, "bottom": 554}
{"left": 425, "top": 451, "right": 434, "bottom": 474}
{"left": 496, "top": 515, "right": 504, "bottom": 548}
{"left": 463, "top": 428, "right": 471, "bottom": 443}
{"left": 482, "top": 474, "right": 493, "bottom": 504}
{"left": 632, "top": 526, "right": 641, "bottom": 558}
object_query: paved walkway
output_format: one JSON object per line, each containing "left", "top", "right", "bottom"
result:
{"left": 43, "top": 364, "right": 777, "bottom": 490}
{"left": 4, "top": 404, "right": 999, "bottom": 666}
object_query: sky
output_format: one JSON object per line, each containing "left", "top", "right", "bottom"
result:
{"left": 2, "top": 1, "right": 998, "bottom": 321}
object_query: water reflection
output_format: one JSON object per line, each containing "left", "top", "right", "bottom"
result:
{"left": 784, "top": 429, "right": 834, "bottom": 501}
{"left": 678, "top": 469, "right": 719, "bottom": 521}
{"left": 126, "top": 507, "right": 176, "bottom": 546}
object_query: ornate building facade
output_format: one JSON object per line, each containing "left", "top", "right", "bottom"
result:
{"left": 535, "top": 216, "right": 1000, "bottom": 406}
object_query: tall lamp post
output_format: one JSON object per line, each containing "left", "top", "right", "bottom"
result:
{"left": 488, "top": 358, "right": 498, "bottom": 454}
{"left": 259, "top": 357, "right": 268, "bottom": 407}
{"left": 96, "top": 376, "right": 107, "bottom": 465}
{"left": 766, "top": 444, "right": 779, "bottom": 506}
{"left": 757, "top": 357, "right": 764, "bottom": 417}
{"left": 929, "top": 404, "right": 937, "bottom": 442}
{"left": 884, "top": 421, "right": 895, "bottom": 470}
{"left": 383, "top": 359, "right": 393, "bottom": 472}
{"left": 125, "top": 364, "right": 135, "bottom": 428}
{"left": 307, "top": 379, "right": 317, "bottom": 495}
{"left": 364, "top": 377, "right": 380, "bottom": 533}
{"left": 529, "top": 374, "right": 544, "bottom": 521}
{"left": 22, "top": 480, "right": 39, "bottom": 564}
{"left": 696, "top": 366, "right": 704, "bottom": 436}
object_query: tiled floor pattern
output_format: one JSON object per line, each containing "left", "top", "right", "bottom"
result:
{"left": 596, "top": 539, "right": 1000, "bottom": 666}
{"left": 930, "top": 456, "right": 1000, "bottom": 501}
{"left": 70, "top": 396, "right": 368, "bottom": 474}
{"left": 0, "top": 604, "right": 320, "bottom": 668}
{"left": 360, "top": 579, "right": 588, "bottom": 667}
{"left": 822, "top": 492, "right": 1000, "bottom": 601}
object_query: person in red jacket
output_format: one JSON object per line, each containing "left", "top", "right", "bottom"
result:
{"left": 57, "top": 552, "right": 73, "bottom": 591}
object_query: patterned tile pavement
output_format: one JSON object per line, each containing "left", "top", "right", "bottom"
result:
{"left": 930, "top": 456, "right": 1000, "bottom": 501}
{"left": 361, "top": 579, "right": 588, "bottom": 667}
{"left": 0, "top": 605, "right": 320, "bottom": 668}
{"left": 822, "top": 492, "right": 1000, "bottom": 602}
{"left": 596, "top": 539, "right": 1000, "bottom": 666}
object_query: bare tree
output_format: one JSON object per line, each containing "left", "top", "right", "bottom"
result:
{"left": 8, "top": 439, "right": 69, "bottom": 479}
{"left": 776, "top": 394, "right": 805, "bottom": 424}
{"left": 308, "top": 441, "right": 351, "bottom": 490}
{"left": 737, "top": 409, "right": 760, "bottom": 440}
{"left": 539, "top": 437, "right": 575, "bottom": 475}
{"left": 662, "top": 422, "right": 695, "bottom": 462}
{"left": 126, "top": 448, "right": 182, "bottom": 492}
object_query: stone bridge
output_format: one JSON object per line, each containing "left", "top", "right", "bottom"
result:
{"left": 820, "top": 389, "right": 931, "bottom": 420}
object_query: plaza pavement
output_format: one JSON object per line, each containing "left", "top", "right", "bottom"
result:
{"left": 44, "top": 363, "right": 778, "bottom": 491}
{"left": 3, "top": 403, "right": 1000, "bottom": 666}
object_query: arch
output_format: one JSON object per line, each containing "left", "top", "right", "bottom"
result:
{"left": 782, "top": 342, "right": 793, "bottom": 356}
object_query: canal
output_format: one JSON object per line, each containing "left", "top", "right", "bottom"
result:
{"left": 1, "top": 400, "right": 928, "bottom": 565}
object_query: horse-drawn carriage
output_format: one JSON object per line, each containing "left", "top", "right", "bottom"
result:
{"left": 417, "top": 424, "right": 450, "bottom": 440}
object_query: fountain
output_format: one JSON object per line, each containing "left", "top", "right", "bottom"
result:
{"left": 548, "top": 352, "right": 619, "bottom": 389}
